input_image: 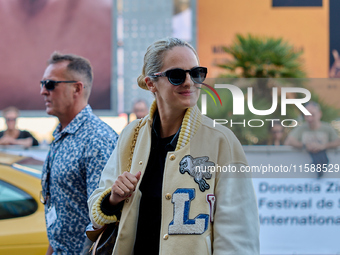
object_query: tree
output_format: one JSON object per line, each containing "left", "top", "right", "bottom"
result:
{"left": 218, "top": 34, "right": 306, "bottom": 79}
{"left": 217, "top": 34, "right": 305, "bottom": 98}
{"left": 201, "top": 34, "right": 338, "bottom": 144}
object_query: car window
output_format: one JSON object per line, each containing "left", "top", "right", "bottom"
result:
{"left": 0, "top": 180, "right": 38, "bottom": 220}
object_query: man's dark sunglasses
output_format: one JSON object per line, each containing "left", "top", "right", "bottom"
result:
{"left": 149, "top": 66, "right": 207, "bottom": 86}
{"left": 40, "top": 80, "right": 78, "bottom": 91}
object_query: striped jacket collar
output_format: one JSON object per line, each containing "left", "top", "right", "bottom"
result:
{"left": 145, "top": 100, "right": 202, "bottom": 151}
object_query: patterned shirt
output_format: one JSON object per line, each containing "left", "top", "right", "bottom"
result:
{"left": 41, "top": 105, "right": 118, "bottom": 254}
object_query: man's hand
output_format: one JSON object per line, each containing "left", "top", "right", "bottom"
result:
{"left": 305, "top": 142, "right": 326, "bottom": 153}
{"left": 0, "top": 136, "right": 16, "bottom": 145}
{"left": 284, "top": 136, "right": 304, "bottom": 149}
{"left": 0, "top": 136, "right": 33, "bottom": 148}
{"left": 109, "top": 171, "right": 141, "bottom": 206}
{"left": 46, "top": 244, "right": 53, "bottom": 255}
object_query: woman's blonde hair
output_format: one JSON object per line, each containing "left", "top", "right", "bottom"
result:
{"left": 2, "top": 106, "right": 19, "bottom": 117}
{"left": 137, "top": 37, "right": 199, "bottom": 90}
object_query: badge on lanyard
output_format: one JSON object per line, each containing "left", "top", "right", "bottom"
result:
{"left": 46, "top": 206, "right": 57, "bottom": 228}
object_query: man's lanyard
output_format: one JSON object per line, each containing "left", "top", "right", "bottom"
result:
{"left": 40, "top": 134, "right": 66, "bottom": 206}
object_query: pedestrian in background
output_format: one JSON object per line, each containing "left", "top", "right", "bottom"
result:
{"left": 132, "top": 99, "right": 149, "bottom": 119}
{"left": 265, "top": 120, "right": 286, "bottom": 146}
{"left": 285, "top": 101, "right": 340, "bottom": 177}
{"left": 0, "top": 106, "right": 39, "bottom": 148}
{"left": 40, "top": 52, "right": 118, "bottom": 254}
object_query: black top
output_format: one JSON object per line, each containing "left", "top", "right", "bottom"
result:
{"left": 134, "top": 111, "right": 179, "bottom": 255}
{"left": 0, "top": 130, "right": 39, "bottom": 146}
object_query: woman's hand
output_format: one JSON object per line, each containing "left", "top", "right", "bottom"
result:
{"left": 0, "top": 136, "right": 16, "bottom": 145}
{"left": 45, "top": 244, "right": 53, "bottom": 255}
{"left": 109, "top": 171, "right": 141, "bottom": 205}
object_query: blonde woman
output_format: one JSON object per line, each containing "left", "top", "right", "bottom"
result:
{"left": 0, "top": 106, "right": 39, "bottom": 147}
{"left": 88, "top": 38, "right": 259, "bottom": 255}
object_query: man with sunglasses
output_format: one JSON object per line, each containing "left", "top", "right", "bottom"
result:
{"left": 40, "top": 52, "right": 118, "bottom": 255}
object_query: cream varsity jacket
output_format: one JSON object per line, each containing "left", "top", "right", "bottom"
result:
{"left": 88, "top": 102, "right": 260, "bottom": 255}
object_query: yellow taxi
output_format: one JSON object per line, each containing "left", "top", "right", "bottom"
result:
{"left": 0, "top": 152, "right": 48, "bottom": 255}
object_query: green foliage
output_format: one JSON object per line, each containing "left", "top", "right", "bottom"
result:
{"left": 218, "top": 34, "right": 306, "bottom": 79}
{"left": 198, "top": 82, "right": 300, "bottom": 145}
{"left": 203, "top": 35, "right": 289, "bottom": 144}
{"left": 209, "top": 34, "right": 340, "bottom": 144}
{"left": 207, "top": 34, "right": 339, "bottom": 145}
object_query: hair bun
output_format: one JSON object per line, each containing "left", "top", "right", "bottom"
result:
{"left": 137, "top": 74, "right": 148, "bottom": 90}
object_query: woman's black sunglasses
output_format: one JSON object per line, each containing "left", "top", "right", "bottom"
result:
{"left": 149, "top": 66, "right": 207, "bottom": 86}
{"left": 40, "top": 80, "right": 77, "bottom": 91}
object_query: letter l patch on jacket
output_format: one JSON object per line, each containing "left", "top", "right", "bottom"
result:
{"left": 169, "top": 188, "right": 209, "bottom": 235}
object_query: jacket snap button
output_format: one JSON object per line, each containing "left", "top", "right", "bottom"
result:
{"left": 125, "top": 199, "right": 129, "bottom": 203}
{"left": 139, "top": 161, "right": 143, "bottom": 165}
{"left": 163, "top": 234, "right": 169, "bottom": 240}
{"left": 165, "top": 193, "right": 171, "bottom": 200}
{"left": 169, "top": 154, "right": 176, "bottom": 161}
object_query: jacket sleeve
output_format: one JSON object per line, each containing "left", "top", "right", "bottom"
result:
{"left": 213, "top": 163, "right": 260, "bottom": 255}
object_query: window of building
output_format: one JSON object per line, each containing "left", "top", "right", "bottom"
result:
{"left": 273, "top": 0, "right": 322, "bottom": 7}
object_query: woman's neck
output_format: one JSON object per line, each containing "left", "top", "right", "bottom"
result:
{"left": 5, "top": 129, "right": 19, "bottom": 138}
{"left": 158, "top": 108, "right": 187, "bottom": 138}
{"left": 309, "top": 121, "right": 321, "bottom": 130}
